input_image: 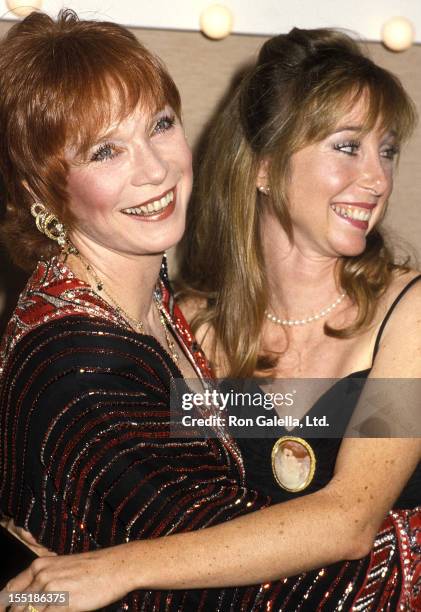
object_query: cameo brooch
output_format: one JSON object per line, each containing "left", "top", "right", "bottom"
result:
{"left": 271, "top": 436, "right": 316, "bottom": 492}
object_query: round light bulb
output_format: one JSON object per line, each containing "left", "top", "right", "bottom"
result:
{"left": 6, "top": 0, "right": 42, "bottom": 17}
{"left": 200, "top": 4, "right": 233, "bottom": 40}
{"left": 382, "top": 17, "right": 414, "bottom": 51}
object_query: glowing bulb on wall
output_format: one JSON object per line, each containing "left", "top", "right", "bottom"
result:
{"left": 6, "top": 0, "right": 42, "bottom": 17}
{"left": 382, "top": 17, "right": 415, "bottom": 51}
{"left": 200, "top": 4, "right": 233, "bottom": 40}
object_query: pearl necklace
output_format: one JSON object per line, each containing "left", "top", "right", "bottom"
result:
{"left": 265, "top": 292, "right": 346, "bottom": 326}
{"left": 75, "top": 252, "right": 179, "bottom": 363}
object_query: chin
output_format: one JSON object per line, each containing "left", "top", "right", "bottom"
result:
{"left": 330, "top": 235, "right": 368, "bottom": 258}
{"left": 150, "top": 227, "right": 186, "bottom": 254}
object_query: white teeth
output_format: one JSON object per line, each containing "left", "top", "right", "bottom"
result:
{"left": 122, "top": 190, "right": 174, "bottom": 216}
{"left": 331, "top": 204, "right": 372, "bottom": 222}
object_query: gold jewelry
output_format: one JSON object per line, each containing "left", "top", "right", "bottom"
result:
{"left": 75, "top": 252, "right": 179, "bottom": 363}
{"left": 265, "top": 292, "right": 346, "bottom": 326}
{"left": 27, "top": 606, "right": 39, "bottom": 612}
{"left": 271, "top": 436, "right": 316, "bottom": 492}
{"left": 30, "top": 202, "right": 68, "bottom": 249}
{"left": 154, "top": 298, "right": 179, "bottom": 364}
{"left": 76, "top": 251, "right": 145, "bottom": 334}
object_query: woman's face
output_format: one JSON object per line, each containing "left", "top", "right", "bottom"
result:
{"left": 285, "top": 98, "right": 397, "bottom": 258}
{"left": 66, "top": 104, "right": 192, "bottom": 257}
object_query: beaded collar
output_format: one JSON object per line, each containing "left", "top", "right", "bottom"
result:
{"left": 0, "top": 257, "right": 212, "bottom": 379}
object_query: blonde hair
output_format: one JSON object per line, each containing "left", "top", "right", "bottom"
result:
{"left": 178, "top": 28, "right": 417, "bottom": 377}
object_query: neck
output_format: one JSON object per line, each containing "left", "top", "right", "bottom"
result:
{"left": 67, "top": 235, "right": 163, "bottom": 329}
{"left": 261, "top": 211, "right": 341, "bottom": 318}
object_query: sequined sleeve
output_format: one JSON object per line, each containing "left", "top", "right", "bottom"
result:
{"left": 0, "top": 315, "right": 248, "bottom": 555}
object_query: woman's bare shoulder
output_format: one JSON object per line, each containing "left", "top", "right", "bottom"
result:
{"left": 177, "top": 296, "right": 208, "bottom": 324}
{"left": 388, "top": 268, "right": 421, "bottom": 294}
{"left": 370, "top": 268, "right": 421, "bottom": 377}
{"left": 381, "top": 268, "right": 421, "bottom": 318}
{"left": 178, "top": 296, "right": 215, "bottom": 352}
{"left": 177, "top": 297, "right": 229, "bottom": 376}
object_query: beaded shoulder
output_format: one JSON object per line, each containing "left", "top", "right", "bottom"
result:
{"left": 0, "top": 257, "right": 124, "bottom": 371}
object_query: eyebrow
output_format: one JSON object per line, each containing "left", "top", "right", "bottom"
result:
{"left": 93, "top": 105, "right": 169, "bottom": 144}
{"left": 384, "top": 128, "right": 398, "bottom": 139}
{"left": 332, "top": 125, "right": 363, "bottom": 134}
{"left": 332, "top": 125, "right": 398, "bottom": 139}
{"left": 95, "top": 124, "right": 121, "bottom": 143}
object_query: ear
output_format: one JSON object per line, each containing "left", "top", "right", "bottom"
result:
{"left": 256, "top": 158, "right": 270, "bottom": 191}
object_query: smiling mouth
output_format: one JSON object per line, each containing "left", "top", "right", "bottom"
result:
{"left": 122, "top": 188, "right": 175, "bottom": 217}
{"left": 330, "top": 204, "right": 373, "bottom": 223}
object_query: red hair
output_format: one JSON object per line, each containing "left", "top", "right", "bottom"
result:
{"left": 0, "top": 9, "right": 181, "bottom": 270}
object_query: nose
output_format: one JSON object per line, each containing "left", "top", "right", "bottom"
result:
{"left": 359, "top": 150, "right": 390, "bottom": 196}
{"left": 131, "top": 141, "right": 168, "bottom": 186}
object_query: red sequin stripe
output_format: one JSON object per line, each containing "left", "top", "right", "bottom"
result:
{"left": 395, "top": 507, "right": 421, "bottom": 611}
{"left": 351, "top": 507, "right": 421, "bottom": 610}
{"left": 316, "top": 562, "right": 351, "bottom": 610}
{"left": 0, "top": 258, "right": 124, "bottom": 368}
{"left": 160, "top": 281, "right": 214, "bottom": 379}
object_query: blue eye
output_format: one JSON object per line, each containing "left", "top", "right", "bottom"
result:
{"left": 90, "top": 142, "right": 118, "bottom": 163}
{"left": 153, "top": 114, "right": 176, "bottom": 135}
{"left": 334, "top": 140, "right": 360, "bottom": 155}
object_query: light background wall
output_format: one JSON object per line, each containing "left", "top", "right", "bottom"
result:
{"left": 1, "top": 1, "right": 421, "bottom": 41}
{"left": 0, "top": 21, "right": 419, "bottom": 329}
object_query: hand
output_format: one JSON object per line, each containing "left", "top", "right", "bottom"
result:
{"left": 5, "top": 544, "right": 137, "bottom": 612}
{"left": 1, "top": 518, "right": 55, "bottom": 558}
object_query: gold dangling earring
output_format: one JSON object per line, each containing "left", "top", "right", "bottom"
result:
{"left": 30, "top": 202, "right": 73, "bottom": 252}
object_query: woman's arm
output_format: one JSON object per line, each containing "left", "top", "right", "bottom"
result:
{"left": 6, "top": 284, "right": 421, "bottom": 609}
{"left": 0, "top": 518, "right": 55, "bottom": 558}
{"left": 6, "top": 437, "right": 420, "bottom": 612}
